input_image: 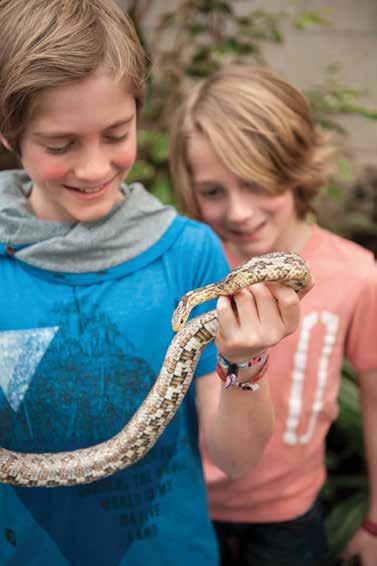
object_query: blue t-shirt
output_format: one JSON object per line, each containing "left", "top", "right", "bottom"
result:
{"left": 0, "top": 216, "right": 229, "bottom": 566}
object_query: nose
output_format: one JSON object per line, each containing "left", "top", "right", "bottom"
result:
{"left": 227, "top": 192, "right": 255, "bottom": 224}
{"left": 73, "top": 143, "right": 112, "bottom": 184}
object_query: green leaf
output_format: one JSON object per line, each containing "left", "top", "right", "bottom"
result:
{"left": 215, "top": 1, "right": 233, "bottom": 15}
{"left": 150, "top": 132, "right": 170, "bottom": 164}
{"left": 271, "top": 29, "right": 283, "bottom": 43}
{"left": 188, "top": 23, "right": 207, "bottom": 37}
{"left": 137, "top": 129, "right": 156, "bottom": 149}
{"left": 359, "top": 109, "right": 377, "bottom": 120}
{"left": 342, "top": 360, "right": 357, "bottom": 382}
{"left": 338, "top": 158, "right": 354, "bottom": 182}
{"left": 151, "top": 176, "right": 175, "bottom": 205}
{"left": 326, "top": 492, "right": 368, "bottom": 560}
{"left": 335, "top": 370, "right": 364, "bottom": 456}
{"left": 338, "top": 376, "right": 361, "bottom": 430}
{"left": 216, "top": 37, "right": 257, "bottom": 55}
{"left": 192, "top": 46, "right": 212, "bottom": 64}
{"left": 294, "top": 11, "right": 328, "bottom": 30}
{"left": 197, "top": 0, "right": 233, "bottom": 16}
{"left": 324, "top": 183, "right": 343, "bottom": 201}
{"left": 126, "top": 160, "right": 155, "bottom": 184}
{"left": 328, "top": 475, "right": 366, "bottom": 489}
{"left": 346, "top": 214, "right": 377, "bottom": 236}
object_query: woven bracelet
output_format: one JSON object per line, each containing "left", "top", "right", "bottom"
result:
{"left": 216, "top": 353, "right": 269, "bottom": 391}
{"left": 217, "top": 352, "right": 266, "bottom": 371}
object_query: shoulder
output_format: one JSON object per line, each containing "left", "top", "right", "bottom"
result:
{"left": 166, "top": 216, "right": 229, "bottom": 295}
{"left": 310, "top": 225, "right": 376, "bottom": 279}
{"left": 171, "top": 216, "right": 223, "bottom": 256}
{"left": 169, "top": 214, "right": 220, "bottom": 242}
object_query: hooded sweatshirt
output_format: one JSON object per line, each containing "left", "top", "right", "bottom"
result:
{"left": 0, "top": 170, "right": 228, "bottom": 566}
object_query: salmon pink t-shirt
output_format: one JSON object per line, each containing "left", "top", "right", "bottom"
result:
{"left": 203, "top": 224, "right": 377, "bottom": 523}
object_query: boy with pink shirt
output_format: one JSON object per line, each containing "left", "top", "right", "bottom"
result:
{"left": 170, "top": 65, "right": 377, "bottom": 565}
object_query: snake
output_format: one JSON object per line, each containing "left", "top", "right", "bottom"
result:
{"left": 0, "top": 251, "right": 311, "bottom": 487}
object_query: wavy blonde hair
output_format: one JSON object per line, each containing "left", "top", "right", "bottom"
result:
{"left": 0, "top": 0, "right": 146, "bottom": 150}
{"left": 169, "top": 65, "right": 334, "bottom": 220}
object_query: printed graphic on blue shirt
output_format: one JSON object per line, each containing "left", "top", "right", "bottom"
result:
{"left": 0, "top": 208, "right": 227, "bottom": 565}
{"left": 0, "top": 298, "right": 208, "bottom": 565}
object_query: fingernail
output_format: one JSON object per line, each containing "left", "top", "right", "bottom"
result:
{"left": 217, "top": 296, "right": 226, "bottom": 308}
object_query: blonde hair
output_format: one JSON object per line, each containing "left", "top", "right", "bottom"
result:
{"left": 0, "top": 0, "right": 146, "bottom": 149}
{"left": 169, "top": 65, "right": 334, "bottom": 220}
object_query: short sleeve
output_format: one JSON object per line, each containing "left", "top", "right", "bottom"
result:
{"left": 168, "top": 219, "right": 230, "bottom": 378}
{"left": 192, "top": 235, "right": 229, "bottom": 378}
{"left": 346, "top": 261, "right": 377, "bottom": 373}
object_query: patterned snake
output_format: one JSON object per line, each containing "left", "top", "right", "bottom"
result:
{"left": 0, "top": 251, "right": 311, "bottom": 487}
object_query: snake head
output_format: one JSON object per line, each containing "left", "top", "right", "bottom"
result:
{"left": 172, "top": 297, "right": 190, "bottom": 332}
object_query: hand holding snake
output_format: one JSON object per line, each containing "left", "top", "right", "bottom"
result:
{"left": 0, "top": 251, "right": 312, "bottom": 487}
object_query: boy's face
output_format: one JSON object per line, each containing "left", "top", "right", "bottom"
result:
{"left": 187, "top": 132, "right": 305, "bottom": 261}
{"left": 19, "top": 70, "right": 137, "bottom": 223}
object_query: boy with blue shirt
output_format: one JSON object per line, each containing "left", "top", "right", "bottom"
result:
{"left": 0, "top": 1, "right": 304, "bottom": 564}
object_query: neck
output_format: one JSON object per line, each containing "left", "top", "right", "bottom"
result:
{"left": 278, "top": 219, "right": 313, "bottom": 254}
{"left": 226, "top": 220, "right": 313, "bottom": 267}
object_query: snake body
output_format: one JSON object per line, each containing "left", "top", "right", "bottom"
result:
{"left": 0, "top": 251, "right": 311, "bottom": 487}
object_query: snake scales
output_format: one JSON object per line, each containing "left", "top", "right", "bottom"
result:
{"left": 0, "top": 251, "right": 310, "bottom": 487}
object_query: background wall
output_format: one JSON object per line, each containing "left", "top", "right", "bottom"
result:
{"left": 121, "top": 0, "right": 377, "bottom": 167}
{"left": 250, "top": 0, "right": 377, "bottom": 166}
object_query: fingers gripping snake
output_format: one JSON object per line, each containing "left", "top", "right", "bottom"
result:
{"left": 0, "top": 252, "right": 311, "bottom": 487}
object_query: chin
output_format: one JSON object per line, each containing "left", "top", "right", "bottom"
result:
{"left": 70, "top": 202, "right": 116, "bottom": 223}
{"left": 241, "top": 243, "right": 270, "bottom": 259}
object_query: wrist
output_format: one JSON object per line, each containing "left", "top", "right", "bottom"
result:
{"left": 217, "top": 350, "right": 266, "bottom": 367}
{"left": 216, "top": 352, "right": 269, "bottom": 391}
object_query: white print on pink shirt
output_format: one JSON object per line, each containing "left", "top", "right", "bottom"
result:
{"left": 284, "top": 311, "right": 339, "bottom": 445}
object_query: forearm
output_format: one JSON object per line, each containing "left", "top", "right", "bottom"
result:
{"left": 205, "top": 370, "right": 274, "bottom": 478}
{"left": 199, "top": 280, "right": 303, "bottom": 478}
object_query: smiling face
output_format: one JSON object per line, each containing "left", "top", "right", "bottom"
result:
{"left": 19, "top": 69, "right": 137, "bottom": 223}
{"left": 187, "top": 132, "right": 310, "bottom": 262}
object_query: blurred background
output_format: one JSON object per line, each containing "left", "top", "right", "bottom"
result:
{"left": 121, "top": 1, "right": 377, "bottom": 562}
{"left": 120, "top": 0, "right": 377, "bottom": 255}
{"left": 1, "top": 1, "right": 376, "bottom": 562}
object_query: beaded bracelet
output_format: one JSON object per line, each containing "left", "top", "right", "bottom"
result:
{"left": 216, "top": 352, "right": 269, "bottom": 391}
{"left": 361, "top": 518, "right": 377, "bottom": 537}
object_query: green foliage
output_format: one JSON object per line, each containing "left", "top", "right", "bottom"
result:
{"left": 337, "top": 158, "right": 355, "bottom": 182}
{"left": 337, "top": 364, "right": 363, "bottom": 454}
{"left": 306, "top": 64, "right": 377, "bottom": 133}
{"left": 132, "top": 0, "right": 291, "bottom": 206}
{"left": 153, "top": 0, "right": 285, "bottom": 76}
{"left": 126, "top": 3, "right": 377, "bottom": 232}
{"left": 326, "top": 491, "right": 368, "bottom": 561}
{"left": 324, "top": 363, "right": 368, "bottom": 561}
{"left": 147, "top": 0, "right": 286, "bottom": 120}
{"left": 127, "top": 129, "right": 174, "bottom": 205}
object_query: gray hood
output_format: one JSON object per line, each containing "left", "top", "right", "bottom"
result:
{"left": 0, "top": 170, "right": 177, "bottom": 272}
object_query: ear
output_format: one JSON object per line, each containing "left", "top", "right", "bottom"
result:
{"left": 0, "top": 133, "right": 12, "bottom": 151}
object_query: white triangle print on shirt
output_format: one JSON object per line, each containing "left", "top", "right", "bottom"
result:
{"left": 0, "top": 327, "right": 59, "bottom": 412}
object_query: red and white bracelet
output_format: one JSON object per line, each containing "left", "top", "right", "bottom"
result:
{"left": 361, "top": 518, "right": 377, "bottom": 537}
{"left": 216, "top": 352, "right": 269, "bottom": 391}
